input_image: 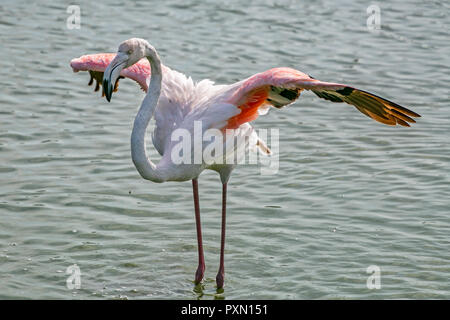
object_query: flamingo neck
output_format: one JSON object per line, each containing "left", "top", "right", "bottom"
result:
{"left": 130, "top": 46, "right": 166, "bottom": 182}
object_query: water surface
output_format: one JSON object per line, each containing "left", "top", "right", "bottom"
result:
{"left": 0, "top": 0, "right": 449, "bottom": 299}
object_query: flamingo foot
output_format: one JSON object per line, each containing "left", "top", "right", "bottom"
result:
{"left": 216, "top": 268, "right": 225, "bottom": 289}
{"left": 195, "top": 264, "right": 205, "bottom": 284}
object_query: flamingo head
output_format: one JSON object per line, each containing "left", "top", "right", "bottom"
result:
{"left": 103, "top": 38, "right": 152, "bottom": 102}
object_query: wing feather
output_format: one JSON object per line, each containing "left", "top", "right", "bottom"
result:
{"left": 225, "top": 67, "right": 420, "bottom": 128}
{"left": 70, "top": 53, "right": 152, "bottom": 93}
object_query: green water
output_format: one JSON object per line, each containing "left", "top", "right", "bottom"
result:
{"left": 0, "top": 0, "right": 449, "bottom": 299}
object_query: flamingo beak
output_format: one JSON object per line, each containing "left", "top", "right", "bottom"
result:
{"left": 103, "top": 52, "right": 128, "bottom": 102}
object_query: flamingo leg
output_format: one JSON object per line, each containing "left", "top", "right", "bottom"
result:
{"left": 216, "top": 183, "right": 227, "bottom": 289}
{"left": 192, "top": 179, "right": 205, "bottom": 284}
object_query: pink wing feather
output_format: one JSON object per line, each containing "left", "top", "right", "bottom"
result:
{"left": 70, "top": 53, "right": 151, "bottom": 92}
{"left": 226, "top": 67, "right": 420, "bottom": 129}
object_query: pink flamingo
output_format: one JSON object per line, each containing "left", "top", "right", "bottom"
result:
{"left": 70, "top": 38, "right": 420, "bottom": 289}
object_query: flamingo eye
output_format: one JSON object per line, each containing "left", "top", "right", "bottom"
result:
{"left": 127, "top": 50, "right": 133, "bottom": 55}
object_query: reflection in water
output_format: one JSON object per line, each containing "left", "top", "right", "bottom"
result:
{"left": 193, "top": 282, "right": 205, "bottom": 299}
{"left": 192, "top": 279, "right": 225, "bottom": 300}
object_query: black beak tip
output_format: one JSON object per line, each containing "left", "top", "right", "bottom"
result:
{"left": 103, "top": 79, "right": 112, "bottom": 102}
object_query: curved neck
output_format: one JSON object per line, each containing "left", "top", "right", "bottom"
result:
{"left": 130, "top": 46, "right": 165, "bottom": 182}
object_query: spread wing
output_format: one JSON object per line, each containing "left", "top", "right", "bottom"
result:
{"left": 70, "top": 53, "right": 151, "bottom": 94}
{"left": 224, "top": 67, "right": 420, "bottom": 129}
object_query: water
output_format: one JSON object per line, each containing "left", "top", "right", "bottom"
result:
{"left": 1, "top": 0, "right": 449, "bottom": 299}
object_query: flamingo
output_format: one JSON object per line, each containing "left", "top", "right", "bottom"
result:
{"left": 70, "top": 38, "right": 420, "bottom": 289}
